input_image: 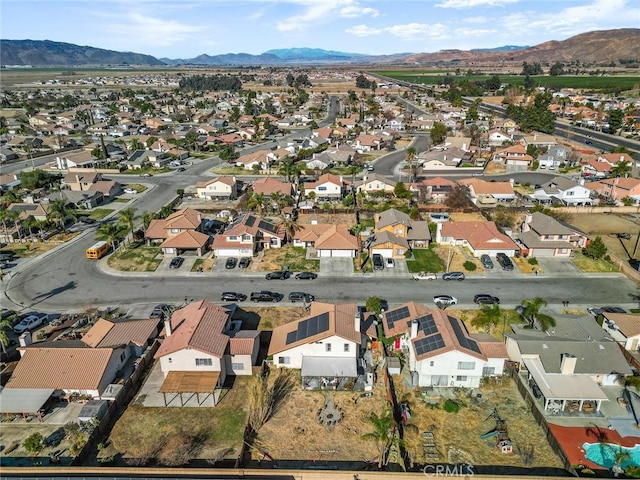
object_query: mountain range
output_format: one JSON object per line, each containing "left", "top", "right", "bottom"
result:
{"left": 1, "top": 29, "right": 639, "bottom": 67}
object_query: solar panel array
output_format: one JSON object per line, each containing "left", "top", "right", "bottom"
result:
{"left": 258, "top": 220, "right": 278, "bottom": 233}
{"left": 245, "top": 215, "right": 256, "bottom": 227}
{"left": 414, "top": 333, "right": 445, "bottom": 356}
{"left": 448, "top": 316, "right": 481, "bottom": 354}
{"left": 385, "top": 306, "right": 410, "bottom": 330}
{"left": 285, "top": 312, "right": 330, "bottom": 345}
{"left": 414, "top": 314, "right": 437, "bottom": 336}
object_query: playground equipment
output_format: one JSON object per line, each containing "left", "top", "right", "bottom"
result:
{"left": 482, "top": 408, "right": 512, "bottom": 454}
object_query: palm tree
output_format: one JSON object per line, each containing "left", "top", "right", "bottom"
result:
{"left": 405, "top": 146, "right": 417, "bottom": 182}
{"left": 277, "top": 214, "right": 301, "bottom": 243}
{"left": 278, "top": 157, "right": 302, "bottom": 182}
{"left": 611, "top": 160, "right": 631, "bottom": 178}
{"left": 361, "top": 409, "right": 400, "bottom": 469}
{"left": 611, "top": 445, "right": 632, "bottom": 477}
{"left": 521, "top": 297, "right": 556, "bottom": 332}
{"left": 141, "top": 211, "right": 156, "bottom": 231}
{"left": 47, "top": 199, "right": 72, "bottom": 233}
{"left": 22, "top": 215, "right": 38, "bottom": 238}
{"left": 247, "top": 193, "right": 266, "bottom": 214}
{"left": 96, "top": 222, "right": 127, "bottom": 252}
{"left": 472, "top": 304, "right": 502, "bottom": 336}
{"left": 0, "top": 316, "right": 14, "bottom": 354}
{"left": 118, "top": 207, "right": 137, "bottom": 244}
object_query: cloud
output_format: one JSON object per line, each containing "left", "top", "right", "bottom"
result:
{"left": 346, "top": 22, "right": 448, "bottom": 41}
{"left": 345, "top": 24, "right": 383, "bottom": 37}
{"left": 277, "top": 0, "right": 378, "bottom": 32}
{"left": 436, "top": 0, "right": 518, "bottom": 8}
{"left": 461, "top": 16, "right": 488, "bottom": 24}
{"left": 454, "top": 27, "right": 497, "bottom": 37}
{"left": 107, "top": 12, "right": 205, "bottom": 47}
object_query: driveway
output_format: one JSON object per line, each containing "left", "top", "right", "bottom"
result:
{"left": 320, "top": 257, "right": 354, "bottom": 277}
{"left": 536, "top": 257, "right": 581, "bottom": 276}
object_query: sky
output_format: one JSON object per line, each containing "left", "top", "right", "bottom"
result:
{"left": 2, "top": 0, "right": 639, "bottom": 59}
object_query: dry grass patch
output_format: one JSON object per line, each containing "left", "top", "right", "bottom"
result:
{"left": 238, "top": 306, "right": 309, "bottom": 330}
{"left": 433, "top": 245, "right": 483, "bottom": 273}
{"left": 571, "top": 252, "right": 620, "bottom": 273}
{"left": 1, "top": 235, "right": 79, "bottom": 258}
{"left": 253, "top": 245, "right": 319, "bottom": 272}
{"left": 513, "top": 257, "right": 543, "bottom": 274}
{"left": 298, "top": 213, "right": 356, "bottom": 226}
{"left": 395, "top": 377, "right": 563, "bottom": 469}
{"left": 449, "top": 212, "right": 486, "bottom": 222}
{"left": 107, "top": 246, "right": 162, "bottom": 272}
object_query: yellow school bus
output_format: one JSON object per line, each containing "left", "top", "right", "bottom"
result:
{"left": 85, "top": 241, "right": 110, "bottom": 259}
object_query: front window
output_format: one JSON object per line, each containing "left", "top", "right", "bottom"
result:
{"left": 456, "top": 375, "right": 468, "bottom": 382}
{"left": 458, "top": 361, "right": 475, "bottom": 370}
{"left": 195, "top": 358, "right": 212, "bottom": 366}
{"left": 278, "top": 356, "right": 290, "bottom": 365}
{"left": 344, "top": 343, "right": 350, "bottom": 352}
{"left": 232, "top": 362, "right": 244, "bottom": 370}
{"left": 482, "top": 367, "right": 495, "bottom": 376}
{"left": 325, "top": 343, "right": 332, "bottom": 352}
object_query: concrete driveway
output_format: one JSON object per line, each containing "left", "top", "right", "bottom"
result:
{"left": 320, "top": 257, "right": 354, "bottom": 277}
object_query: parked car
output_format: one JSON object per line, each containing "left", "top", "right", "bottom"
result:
{"left": 601, "top": 306, "right": 627, "bottom": 314}
{"left": 14, "top": 313, "right": 48, "bottom": 333}
{"left": 496, "top": 253, "right": 514, "bottom": 271}
{"left": 176, "top": 167, "right": 186, "bottom": 172}
{"left": 225, "top": 257, "right": 237, "bottom": 269}
{"left": 474, "top": 294, "right": 500, "bottom": 305}
{"left": 139, "top": 173, "right": 153, "bottom": 177}
{"left": 433, "top": 295, "right": 458, "bottom": 309}
{"left": 442, "top": 271, "right": 465, "bottom": 281}
{"left": 266, "top": 271, "right": 292, "bottom": 280}
{"left": 0, "top": 309, "right": 16, "bottom": 321}
{"left": 480, "top": 254, "right": 494, "bottom": 269}
{"left": 295, "top": 271, "right": 318, "bottom": 280}
{"left": 78, "top": 216, "right": 96, "bottom": 225}
{"left": 288, "top": 292, "right": 315, "bottom": 303}
{"left": 385, "top": 257, "right": 395, "bottom": 268}
{"left": 372, "top": 254, "right": 384, "bottom": 271}
{"left": 250, "top": 291, "right": 284, "bottom": 302}
{"left": 150, "top": 304, "right": 170, "bottom": 319}
{"left": 617, "top": 233, "right": 631, "bottom": 240}
{"left": 169, "top": 257, "right": 184, "bottom": 269}
{"left": 123, "top": 188, "right": 137, "bottom": 194}
{"left": 413, "top": 271, "right": 437, "bottom": 281}
{"left": 238, "top": 257, "right": 251, "bottom": 268}
{"left": 221, "top": 292, "right": 247, "bottom": 302}
{"left": 586, "top": 307, "right": 604, "bottom": 318}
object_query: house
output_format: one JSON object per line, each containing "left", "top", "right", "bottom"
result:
{"left": 0, "top": 146, "right": 19, "bottom": 162}
{"left": 492, "top": 144, "right": 534, "bottom": 172}
{"left": 124, "top": 150, "right": 171, "bottom": 170}
{"left": 82, "top": 317, "right": 159, "bottom": 358}
{"left": 487, "top": 129, "right": 512, "bottom": 147}
{"left": 145, "top": 208, "right": 210, "bottom": 256}
{"left": 437, "top": 221, "right": 519, "bottom": 258}
{"left": 61, "top": 171, "right": 121, "bottom": 197}
{"left": 235, "top": 150, "right": 271, "bottom": 170}
{"left": 587, "top": 177, "right": 640, "bottom": 205}
{"left": 519, "top": 132, "right": 557, "bottom": 149}
{"left": 268, "top": 302, "right": 364, "bottom": 389}
{"left": 251, "top": 177, "right": 294, "bottom": 197}
{"left": 195, "top": 176, "right": 238, "bottom": 200}
{"left": 211, "top": 213, "right": 284, "bottom": 257}
{"left": 0, "top": 173, "right": 21, "bottom": 191}
{"left": 581, "top": 160, "right": 612, "bottom": 179}
{"left": 417, "top": 148, "right": 468, "bottom": 169}
{"left": 458, "top": 178, "right": 516, "bottom": 206}
{"left": 7, "top": 202, "right": 49, "bottom": 222}
{"left": 154, "top": 300, "right": 260, "bottom": 404}
{"left": 354, "top": 173, "right": 396, "bottom": 196}
{"left": 371, "top": 208, "right": 431, "bottom": 257}
{"left": 44, "top": 189, "right": 104, "bottom": 210}
{"left": 598, "top": 153, "right": 633, "bottom": 167}
{"left": 305, "top": 173, "right": 348, "bottom": 201}
{"left": 600, "top": 312, "right": 640, "bottom": 351}
{"left": 411, "top": 176, "right": 456, "bottom": 204}
{"left": 382, "top": 302, "right": 507, "bottom": 388}
{"left": 530, "top": 177, "right": 594, "bottom": 206}
{"left": 517, "top": 212, "right": 588, "bottom": 257}
{"left": 293, "top": 224, "right": 359, "bottom": 258}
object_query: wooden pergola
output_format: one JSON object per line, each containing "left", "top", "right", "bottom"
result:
{"left": 159, "top": 371, "right": 220, "bottom": 407}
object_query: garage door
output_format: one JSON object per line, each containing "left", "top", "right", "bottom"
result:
{"left": 372, "top": 248, "right": 393, "bottom": 258}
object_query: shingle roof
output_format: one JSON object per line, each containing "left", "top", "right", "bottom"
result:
{"left": 155, "top": 300, "right": 231, "bottom": 359}
{"left": 369, "top": 230, "right": 410, "bottom": 249}
{"left": 375, "top": 208, "right": 411, "bottom": 229}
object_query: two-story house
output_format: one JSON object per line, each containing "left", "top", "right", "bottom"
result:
{"left": 305, "top": 173, "right": 348, "bottom": 201}
{"left": 411, "top": 176, "right": 456, "bottom": 204}
{"left": 587, "top": 177, "right": 640, "bottom": 205}
{"left": 458, "top": 178, "right": 516, "bottom": 206}
{"left": 269, "top": 302, "right": 364, "bottom": 389}
{"left": 211, "top": 213, "right": 284, "bottom": 257}
{"left": 369, "top": 208, "right": 431, "bottom": 259}
{"left": 382, "top": 302, "right": 507, "bottom": 388}
{"left": 600, "top": 312, "right": 640, "bottom": 352}
{"left": 492, "top": 144, "right": 534, "bottom": 172}
{"left": 530, "top": 177, "right": 594, "bottom": 206}
{"left": 517, "top": 212, "right": 588, "bottom": 257}
{"left": 145, "top": 208, "right": 210, "bottom": 256}
{"left": 354, "top": 173, "right": 396, "bottom": 196}
{"left": 195, "top": 176, "right": 238, "bottom": 200}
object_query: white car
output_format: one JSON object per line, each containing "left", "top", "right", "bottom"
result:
{"left": 413, "top": 271, "right": 437, "bottom": 281}
{"left": 385, "top": 257, "right": 395, "bottom": 268}
{"left": 433, "top": 295, "right": 458, "bottom": 309}
{"left": 14, "top": 313, "right": 48, "bottom": 333}
{"left": 123, "top": 188, "right": 137, "bottom": 194}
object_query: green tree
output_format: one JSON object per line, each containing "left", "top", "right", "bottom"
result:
{"left": 118, "top": 207, "right": 137, "bottom": 243}
{"left": 19, "top": 169, "right": 55, "bottom": 190}
{"left": 611, "top": 160, "right": 631, "bottom": 178}
{"left": 0, "top": 315, "right": 15, "bottom": 354}
{"left": 23, "top": 432, "right": 44, "bottom": 454}
{"left": 277, "top": 214, "right": 301, "bottom": 243}
{"left": 472, "top": 304, "right": 502, "bottom": 336}
{"left": 366, "top": 296, "right": 384, "bottom": 314}
{"left": 47, "top": 199, "right": 74, "bottom": 232}
{"left": 361, "top": 409, "right": 400, "bottom": 469}
{"left": 393, "top": 181, "right": 411, "bottom": 200}
{"left": 247, "top": 193, "right": 266, "bottom": 214}
{"left": 549, "top": 62, "right": 565, "bottom": 76}
{"left": 608, "top": 109, "right": 625, "bottom": 134}
{"left": 584, "top": 236, "right": 607, "bottom": 259}
{"left": 141, "top": 211, "right": 156, "bottom": 231}
{"left": 521, "top": 297, "right": 556, "bottom": 332}
{"left": 430, "top": 122, "right": 448, "bottom": 145}
{"left": 278, "top": 157, "right": 302, "bottom": 182}
{"left": 96, "top": 222, "right": 127, "bottom": 252}
{"left": 405, "top": 146, "right": 417, "bottom": 182}
{"left": 445, "top": 184, "right": 471, "bottom": 209}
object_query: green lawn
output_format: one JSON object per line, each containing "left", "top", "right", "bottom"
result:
{"left": 571, "top": 251, "right": 620, "bottom": 273}
{"left": 87, "top": 208, "right": 114, "bottom": 220}
{"left": 406, "top": 247, "right": 446, "bottom": 273}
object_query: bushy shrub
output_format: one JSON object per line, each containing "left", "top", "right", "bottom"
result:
{"left": 463, "top": 261, "right": 477, "bottom": 271}
{"left": 443, "top": 400, "right": 460, "bottom": 413}
{"left": 527, "top": 257, "right": 538, "bottom": 266}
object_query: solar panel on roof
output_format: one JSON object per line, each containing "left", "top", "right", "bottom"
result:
{"left": 245, "top": 216, "right": 256, "bottom": 227}
{"left": 385, "top": 306, "right": 410, "bottom": 329}
{"left": 448, "top": 316, "right": 481, "bottom": 354}
{"left": 286, "top": 331, "right": 297, "bottom": 344}
{"left": 258, "top": 220, "right": 277, "bottom": 233}
{"left": 414, "top": 333, "right": 445, "bottom": 356}
{"left": 285, "top": 312, "right": 330, "bottom": 345}
{"left": 414, "top": 314, "right": 437, "bottom": 336}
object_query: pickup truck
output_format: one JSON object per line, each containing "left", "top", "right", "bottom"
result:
{"left": 14, "top": 313, "right": 48, "bottom": 333}
{"left": 250, "top": 291, "right": 283, "bottom": 303}
{"left": 413, "top": 271, "right": 437, "bottom": 281}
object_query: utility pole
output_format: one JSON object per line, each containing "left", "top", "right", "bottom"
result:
{"left": 633, "top": 229, "right": 640, "bottom": 260}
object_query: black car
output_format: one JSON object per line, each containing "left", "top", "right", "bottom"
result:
{"left": 442, "top": 271, "right": 465, "bottom": 281}
{"left": 288, "top": 292, "right": 315, "bottom": 303}
{"left": 169, "top": 257, "right": 184, "bottom": 269}
{"left": 480, "top": 254, "right": 494, "bottom": 269}
{"left": 78, "top": 216, "right": 96, "bottom": 225}
{"left": 150, "top": 304, "right": 170, "bottom": 319}
{"left": 266, "top": 271, "right": 291, "bottom": 280}
{"left": 295, "top": 271, "right": 318, "bottom": 280}
{"left": 474, "top": 294, "right": 500, "bottom": 305}
{"left": 250, "top": 291, "right": 284, "bottom": 302}
{"left": 372, "top": 254, "right": 384, "bottom": 271}
{"left": 238, "top": 257, "right": 251, "bottom": 268}
{"left": 225, "top": 257, "right": 237, "bottom": 269}
{"left": 601, "top": 306, "right": 627, "bottom": 314}
{"left": 221, "top": 292, "right": 247, "bottom": 302}
{"left": 496, "top": 253, "right": 514, "bottom": 271}
{"left": 176, "top": 167, "right": 186, "bottom": 172}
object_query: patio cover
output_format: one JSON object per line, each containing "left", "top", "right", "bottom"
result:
{"left": 523, "top": 357, "right": 608, "bottom": 401}
{"left": 0, "top": 388, "right": 53, "bottom": 414}
{"left": 159, "top": 371, "right": 220, "bottom": 394}
{"left": 302, "top": 356, "right": 357, "bottom": 378}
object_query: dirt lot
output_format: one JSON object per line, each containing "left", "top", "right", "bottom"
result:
{"left": 394, "top": 376, "right": 564, "bottom": 469}
{"left": 568, "top": 213, "right": 639, "bottom": 261}
{"left": 233, "top": 306, "right": 309, "bottom": 330}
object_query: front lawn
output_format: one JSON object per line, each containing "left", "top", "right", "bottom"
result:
{"left": 87, "top": 208, "right": 114, "bottom": 220}
{"left": 571, "top": 251, "right": 620, "bottom": 273}
{"left": 258, "top": 245, "right": 319, "bottom": 272}
{"left": 406, "top": 246, "right": 446, "bottom": 273}
{"left": 107, "top": 245, "right": 162, "bottom": 272}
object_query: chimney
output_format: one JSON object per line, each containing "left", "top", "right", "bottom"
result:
{"left": 579, "top": 178, "right": 585, "bottom": 186}
{"left": 355, "top": 309, "right": 362, "bottom": 333}
{"left": 197, "top": 212, "right": 202, "bottom": 223}
{"left": 410, "top": 320, "right": 419, "bottom": 339}
{"left": 164, "top": 318, "right": 172, "bottom": 337}
{"left": 509, "top": 178, "right": 515, "bottom": 186}
{"left": 19, "top": 331, "right": 32, "bottom": 349}
{"left": 560, "top": 353, "right": 577, "bottom": 375}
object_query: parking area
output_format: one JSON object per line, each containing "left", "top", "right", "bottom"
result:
{"left": 319, "top": 257, "right": 354, "bottom": 277}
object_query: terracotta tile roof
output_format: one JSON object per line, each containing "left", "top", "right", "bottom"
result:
{"left": 155, "top": 300, "right": 231, "bottom": 359}
{"left": 599, "top": 153, "right": 633, "bottom": 164}
{"left": 420, "top": 176, "right": 457, "bottom": 187}
{"left": 145, "top": 218, "right": 168, "bottom": 240}
{"left": 599, "top": 177, "right": 640, "bottom": 190}
{"left": 6, "top": 347, "right": 116, "bottom": 390}
{"left": 268, "top": 302, "right": 360, "bottom": 356}
{"left": 603, "top": 313, "right": 640, "bottom": 338}
{"left": 252, "top": 177, "right": 294, "bottom": 196}
{"left": 195, "top": 175, "right": 236, "bottom": 188}
{"left": 315, "top": 225, "right": 359, "bottom": 250}
{"left": 237, "top": 149, "right": 269, "bottom": 165}
{"left": 294, "top": 224, "right": 333, "bottom": 242}
{"left": 440, "top": 221, "right": 518, "bottom": 251}
{"left": 459, "top": 178, "right": 514, "bottom": 195}
{"left": 82, "top": 318, "right": 114, "bottom": 347}
{"left": 83, "top": 318, "right": 158, "bottom": 348}
{"left": 470, "top": 334, "right": 509, "bottom": 359}
{"left": 164, "top": 208, "right": 202, "bottom": 230}
{"left": 229, "top": 330, "right": 260, "bottom": 355}
{"left": 582, "top": 160, "right": 612, "bottom": 172}
{"left": 160, "top": 230, "right": 209, "bottom": 249}
{"left": 307, "top": 173, "right": 346, "bottom": 188}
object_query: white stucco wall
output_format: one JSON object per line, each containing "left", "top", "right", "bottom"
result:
{"left": 274, "top": 335, "right": 358, "bottom": 369}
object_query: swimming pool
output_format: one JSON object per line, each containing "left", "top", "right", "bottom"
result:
{"left": 583, "top": 442, "right": 640, "bottom": 470}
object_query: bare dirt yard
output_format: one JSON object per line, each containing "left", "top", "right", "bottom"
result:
{"left": 233, "top": 306, "right": 309, "bottom": 330}
{"left": 568, "top": 213, "right": 639, "bottom": 261}
{"left": 393, "top": 376, "right": 564, "bottom": 469}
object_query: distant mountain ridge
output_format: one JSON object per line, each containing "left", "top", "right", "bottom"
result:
{"left": 2, "top": 29, "right": 639, "bottom": 67}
